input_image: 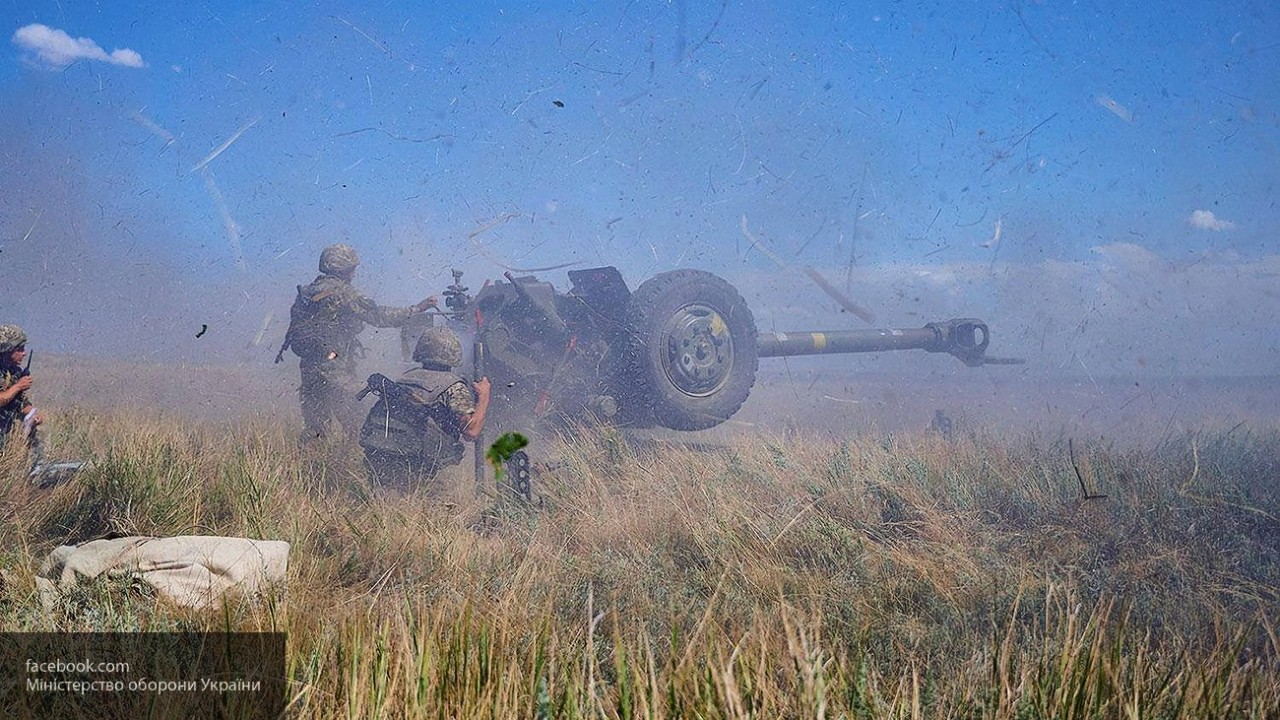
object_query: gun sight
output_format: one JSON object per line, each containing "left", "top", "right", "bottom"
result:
{"left": 443, "top": 269, "right": 472, "bottom": 313}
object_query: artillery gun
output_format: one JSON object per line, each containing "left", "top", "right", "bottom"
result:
{"left": 412, "top": 266, "right": 1019, "bottom": 435}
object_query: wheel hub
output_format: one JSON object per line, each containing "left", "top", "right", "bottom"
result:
{"left": 662, "top": 304, "right": 734, "bottom": 397}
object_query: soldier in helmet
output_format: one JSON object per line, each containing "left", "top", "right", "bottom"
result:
{"left": 0, "top": 324, "right": 42, "bottom": 449}
{"left": 278, "top": 244, "right": 438, "bottom": 441}
{"left": 359, "top": 327, "right": 491, "bottom": 491}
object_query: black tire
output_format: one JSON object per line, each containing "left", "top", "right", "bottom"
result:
{"left": 623, "top": 270, "right": 758, "bottom": 430}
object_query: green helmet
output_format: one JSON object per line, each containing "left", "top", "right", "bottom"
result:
{"left": 0, "top": 324, "right": 27, "bottom": 353}
{"left": 319, "top": 244, "right": 360, "bottom": 275}
{"left": 413, "top": 327, "right": 463, "bottom": 367}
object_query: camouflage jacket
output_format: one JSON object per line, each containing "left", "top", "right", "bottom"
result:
{"left": 285, "top": 274, "right": 419, "bottom": 360}
{"left": 0, "top": 364, "right": 31, "bottom": 436}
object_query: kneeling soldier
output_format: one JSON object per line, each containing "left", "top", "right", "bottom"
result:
{"left": 359, "top": 328, "right": 490, "bottom": 491}
{"left": 0, "top": 324, "right": 42, "bottom": 454}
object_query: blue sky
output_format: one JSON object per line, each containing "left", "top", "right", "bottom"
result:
{"left": 1, "top": 1, "right": 1277, "bottom": 373}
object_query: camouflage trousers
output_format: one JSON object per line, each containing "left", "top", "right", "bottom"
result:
{"left": 298, "top": 356, "right": 362, "bottom": 441}
{"left": 363, "top": 449, "right": 450, "bottom": 493}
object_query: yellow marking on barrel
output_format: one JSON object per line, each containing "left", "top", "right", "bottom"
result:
{"left": 710, "top": 314, "right": 728, "bottom": 337}
{"left": 811, "top": 332, "right": 827, "bottom": 350}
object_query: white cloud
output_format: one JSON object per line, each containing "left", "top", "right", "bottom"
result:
{"left": 11, "top": 24, "right": 145, "bottom": 69}
{"left": 1188, "top": 209, "right": 1235, "bottom": 231}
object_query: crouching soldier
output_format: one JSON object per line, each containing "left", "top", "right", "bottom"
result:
{"left": 0, "top": 324, "right": 41, "bottom": 455}
{"left": 358, "top": 328, "right": 491, "bottom": 492}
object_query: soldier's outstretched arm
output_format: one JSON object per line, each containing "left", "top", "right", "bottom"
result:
{"left": 350, "top": 292, "right": 431, "bottom": 328}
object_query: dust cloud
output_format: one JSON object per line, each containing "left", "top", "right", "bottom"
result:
{"left": 3, "top": 4, "right": 1277, "bottom": 438}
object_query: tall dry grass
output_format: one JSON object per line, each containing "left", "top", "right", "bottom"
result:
{"left": 1, "top": 403, "right": 1277, "bottom": 718}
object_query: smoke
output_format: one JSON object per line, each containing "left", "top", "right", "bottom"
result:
{"left": 0, "top": 83, "right": 289, "bottom": 363}
{"left": 3, "top": 3, "right": 1276, "bottom": 387}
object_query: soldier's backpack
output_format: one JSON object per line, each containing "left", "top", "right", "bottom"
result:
{"left": 358, "top": 372, "right": 466, "bottom": 466}
{"left": 277, "top": 283, "right": 349, "bottom": 362}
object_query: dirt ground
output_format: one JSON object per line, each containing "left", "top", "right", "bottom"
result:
{"left": 33, "top": 352, "right": 1279, "bottom": 449}
{"left": 729, "top": 365, "right": 1280, "bottom": 444}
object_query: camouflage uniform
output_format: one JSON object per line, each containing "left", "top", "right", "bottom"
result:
{"left": 0, "top": 324, "right": 31, "bottom": 447}
{"left": 282, "top": 245, "right": 422, "bottom": 440}
{"left": 360, "top": 329, "right": 477, "bottom": 491}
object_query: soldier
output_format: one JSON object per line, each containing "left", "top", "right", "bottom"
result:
{"left": 0, "top": 324, "right": 42, "bottom": 451}
{"left": 278, "top": 244, "right": 437, "bottom": 441}
{"left": 359, "top": 327, "right": 491, "bottom": 492}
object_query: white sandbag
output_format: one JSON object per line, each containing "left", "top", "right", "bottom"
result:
{"left": 37, "top": 536, "right": 289, "bottom": 610}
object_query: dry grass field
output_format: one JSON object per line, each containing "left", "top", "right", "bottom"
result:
{"left": 1, "top": 356, "right": 1277, "bottom": 717}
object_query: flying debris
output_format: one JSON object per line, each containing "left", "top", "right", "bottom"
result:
{"left": 741, "top": 215, "right": 875, "bottom": 324}
{"left": 252, "top": 312, "right": 273, "bottom": 347}
{"left": 190, "top": 118, "right": 260, "bottom": 174}
{"left": 979, "top": 217, "right": 1003, "bottom": 249}
{"left": 1095, "top": 94, "right": 1134, "bottom": 122}
{"left": 464, "top": 213, "right": 583, "bottom": 272}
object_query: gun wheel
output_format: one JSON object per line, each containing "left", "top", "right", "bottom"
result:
{"left": 624, "top": 270, "right": 758, "bottom": 430}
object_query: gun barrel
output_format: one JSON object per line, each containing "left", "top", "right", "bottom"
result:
{"left": 757, "top": 328, "right": 940, "bottom": 357}
{"left": 756, "top": 319, "right": 993, "bottom": 367}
